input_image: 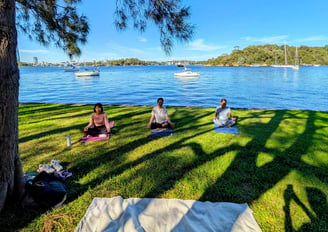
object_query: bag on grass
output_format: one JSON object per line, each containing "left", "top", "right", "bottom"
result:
{"left": 25, "top": 171, "right": 67, "bottom": 209}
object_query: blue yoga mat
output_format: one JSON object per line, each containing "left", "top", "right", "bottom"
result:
{"left": 214, "top": 125, "right": 240, "bottom": 134}
{"left": 151, "top": 128, "right": 174, "bottom": 137}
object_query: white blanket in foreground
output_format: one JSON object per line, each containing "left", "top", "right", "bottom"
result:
{"left": 75, "top": 196, "right": 262, "bottom": 232}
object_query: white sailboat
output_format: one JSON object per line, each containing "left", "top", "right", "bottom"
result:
{"left": 174, "top": 44, "right": 201, "bottom": 77}
{"left": 174, "top": 66, "right": 200, "bottom": 77}
{"left": 293, "top": 47, "right": 300, "bottom": 70}
{"left": 272, "top": 44, "right": 299, "bottom": 70}
{"left": 74, "top": 60, "right": 100, "bottom": 77}
{"left": 75, "top": 68, "right": 100, "bottom": 77}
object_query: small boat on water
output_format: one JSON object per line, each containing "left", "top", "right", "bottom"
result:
{"left": 75, "top": 68, "right": 100, "bottom": 77}
{"left": 174, "top": 71, "right": 200, "bottom": 77}
{"left": 64, "top": 65, "right": 79, "bottom": 72}
{"left": 272, "top": 45, "right": 299, "bottom": 70}
{"left": 272, "top": 64, "right": 299, "bottom": 70}
{"left": 174, "top": 67, "right": 200, "bottom": 77}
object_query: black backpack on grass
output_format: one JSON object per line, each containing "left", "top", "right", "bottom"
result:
{"left": 25, "top": 171, "right": 67, "bottom": 209}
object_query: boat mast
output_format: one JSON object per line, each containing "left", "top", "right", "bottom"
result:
{"left": 284, "top": 44, "right": 288, "bottom": 65}
{"left": 295, "top": 47, "right": 299, "bottom": 65}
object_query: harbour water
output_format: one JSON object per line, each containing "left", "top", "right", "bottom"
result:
{"left": 19, "top": 65, "right": 327, "bottom": 111}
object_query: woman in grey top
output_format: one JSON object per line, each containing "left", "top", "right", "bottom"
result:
{"left": 213, "top": 98, "right": 236, "bottom": 127}
{"left": 147, "top": 97, "right": 175, "bottom": 129}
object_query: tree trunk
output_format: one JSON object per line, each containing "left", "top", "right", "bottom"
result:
{"left": 0, "top": 0, "right": 25, "bottom": 213}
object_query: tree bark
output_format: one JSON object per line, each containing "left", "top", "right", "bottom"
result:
{"left": 0, "top": 0, "right": 25, "bottom": 213}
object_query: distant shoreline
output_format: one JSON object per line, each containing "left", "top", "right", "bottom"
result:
{"left": 19, "top": 44, "right": 328, "bottom": 67}
{"left": 18, "top": 102, "right": 327, "bottom": 112}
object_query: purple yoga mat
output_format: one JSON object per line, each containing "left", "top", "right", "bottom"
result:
{"left": 80, "top": 121, "right": 114, "bottom": 142}
{"left": 80, "top": 134, "right": 110, "bottom": 143}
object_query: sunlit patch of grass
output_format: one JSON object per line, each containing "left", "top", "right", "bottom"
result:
{"left": 256, "top": 152, "right": 275, "bottom": 167}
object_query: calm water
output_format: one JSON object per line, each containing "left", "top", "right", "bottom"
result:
{"left": 19, "top": 65, "right": 328, "bottom": 111}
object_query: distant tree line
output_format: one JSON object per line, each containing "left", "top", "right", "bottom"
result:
{"left": 18, "top": 58, "right": 203, "bottom": 67}
{"left": 101, "top": 58, "right": 160, "bottom": 66}
{"left": 206, "top": 44, "right": 328, "bottom": 66}
{"left": 87, "top": 59, "right": 204, "bottom": 66}
{"left": 19, "top": 44, "right": 328, "bottom": 67}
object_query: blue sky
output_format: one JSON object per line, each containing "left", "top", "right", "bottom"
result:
{"left": 18, "top": 0, "right": 328, "bottom": 63}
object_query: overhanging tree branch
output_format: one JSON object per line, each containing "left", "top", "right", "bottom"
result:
{"left": 16, "top": 0, "right": 89, "bottom": 58}
{"left": 16, "top": 0, "right": 193, "bottom": 57}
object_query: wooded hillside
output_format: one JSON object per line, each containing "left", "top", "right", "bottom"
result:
{"left": 206, "top": 44, "right": 328, "bottom": 66}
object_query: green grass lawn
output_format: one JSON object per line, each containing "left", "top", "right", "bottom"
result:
{"left": 3, "top": 103, "right": 328, "bottom": 231}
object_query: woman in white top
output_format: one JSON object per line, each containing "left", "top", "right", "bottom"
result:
{"left": 84, "top": 103, "right": 111, "bottom": 136}
{"left": 147, "top": 97, "right": 174, "bottom": 129}
{"left": 213, "top": 98, "right": 236, "bottom": 127}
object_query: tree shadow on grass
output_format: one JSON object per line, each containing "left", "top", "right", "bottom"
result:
{"left": 3, "top": 107, "right": 327, "bottom": 231}
{"left": 65, "top": 109, "right": 326, "bottom": 231}
{"left": 99, "top": 109, "right": 326, "bottom": 231}
{"left": 284, "top": 185, "right": 328, "bottom": 232}
{"left": 19, "top": 103, "right": 91, "bottom": 122}
{"left": 67, "top": 126, "right": 215, "bottom": 199}
{"left": 74, "top": 109, "right": 325, "bottom": 232}
{"left": 1, "top": 105, "right": 153, "bottom": 230}
{"left": 198, "top": 110, "right": 327, "bottom": 230}
{"left": 21, "top": 111, "right": 92, "bottom": 126}
{"left": 70, "top": 109, "right": 327, "bottom": 231}
{"left": 19, "top": 122, "right": 86, "bottom": 144}
{"left": 19, "top": 104, "right": 150, "bottom": 145}
{"left": 66, "top": 110, "right": 214, "bottom": 199}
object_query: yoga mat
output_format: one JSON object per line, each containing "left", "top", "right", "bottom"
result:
{"left": 214, "top": 125, "right": 240, "bottom": 134}
{"left": 80, "top": 134, "right": 110, "bottom": 143}
{"left": 80, "top": 121, "right": 114, "bottom": 142}
{"left": 151, "top": 128, "right": 174, "bottom": 137}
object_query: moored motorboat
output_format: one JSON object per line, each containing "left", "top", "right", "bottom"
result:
{"left": 64, "top": 65, "right": 79, "bottom": 72}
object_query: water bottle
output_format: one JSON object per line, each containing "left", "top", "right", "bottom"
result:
{"left": 66, "top": 134, "right": 71, "bottom": 146}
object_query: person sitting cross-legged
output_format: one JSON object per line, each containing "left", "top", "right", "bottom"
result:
{"left": 84, "top": 103, "right": 111, "bottom": 137}
{"left": 147, "top": 97, "right": 175, "bottom": 129}
{"left": 213, "top": 98, "right": 236, "bottom": 127}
